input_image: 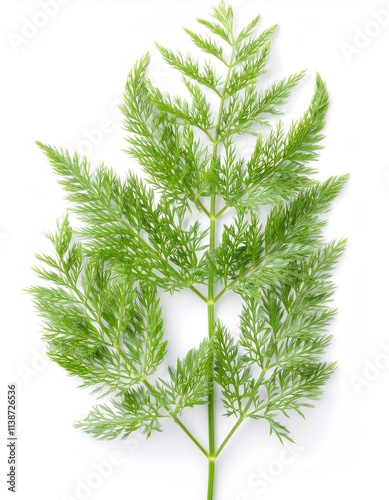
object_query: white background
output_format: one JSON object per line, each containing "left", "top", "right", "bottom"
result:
{"left": 1, "top": 0, "right": 389, "bottom": 499}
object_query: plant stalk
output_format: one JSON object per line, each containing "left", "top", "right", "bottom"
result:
{"left": 206, "top": 30, "right": 236, "bottom": 499}
{"left": 207, "top": 195, "right": 216, "bottom": 500}
{"left": 207, "top": 457, "right": 216, "bottom": 500}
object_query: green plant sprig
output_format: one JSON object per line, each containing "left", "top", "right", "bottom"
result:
{"left": 29, "top": 2, "right": 347, "bottom": 499}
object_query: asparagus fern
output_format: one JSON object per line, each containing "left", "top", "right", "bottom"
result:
{"left": 29, "top": 3, "right": 347, "bottom": 499}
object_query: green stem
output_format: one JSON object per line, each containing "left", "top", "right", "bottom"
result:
{"left": 206, "top": 31, "right": 236, "bottom": 500}
{"left": 207, "top": 458, "right": 216, "bottom": 500}
{"left": 188, "top": 283, "right": 208, "bottom": 303}
{"left": 216, "top": 416, "right": 243, "bottom": 457}
{"left": 142, "top": 380, "right": 208, "bottom": 457}
{"left": 174, "top": 417, "right": 209, "bottom": 457}
{"left": 207, "top": 195, "right": 216, "bottom": 500}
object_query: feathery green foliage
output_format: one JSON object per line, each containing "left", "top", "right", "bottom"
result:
{"left": 30, "top": 3, "right": 347, "bottom": 499}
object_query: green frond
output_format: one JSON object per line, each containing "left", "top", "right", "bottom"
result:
{"left": 235, "top": 15, "right": 261, "bottom": 44}
{"left": 214, "top": 322, "right": 256, "bottom": 417}
{"left": 234, "top": 25, "right": 277, "bottom": 66}
{"left": 124, "top": 284, "right": 167, "bottom": 378}
{"left": 206, "top": 212, "right": 264, "bottom": 286}
{"left": 264, "top": 175, "right": 349, "bottom": 250}
{"left": 184, "top": 28, "right": 226, "bottom": 64}
{"left": 207, "top": 140, "right": 246, "bottom": 204}
{"left": 157, "top": 339, "right": 212, "bottom": 414}
{"left": 219, "top": 71, "right": 305, "bottom": 139}
{"left": 265, "top": 362, "right": 337, "bottom": 416}
{"left": 75, "top": 388, "right": 163, "bottom": 439}
{"left": 156, "top": 43, "right": 222, "bottom": 93}
{"left": 226, "top": 43, "right": 271, "bottom": 95}
{"left": 196, "top": 18, "right": 231, "bottom": 45}
{"left": 149, "top": 82, "right": 214, "bottom": 132}
{"left": 31, "top": 1, "right": 347, "bottom": 463}
{"left": 211, "top": 1, "right": 234, "bottom": 34}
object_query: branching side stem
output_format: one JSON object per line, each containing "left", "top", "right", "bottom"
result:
{"left": 58, "top": 257, "right": 208, "bottom": 457}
